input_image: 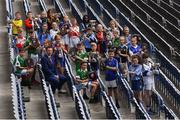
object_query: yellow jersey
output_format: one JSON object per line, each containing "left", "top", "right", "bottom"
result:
{"left": 12, "top": 19, "right": 23, "bottom": 35}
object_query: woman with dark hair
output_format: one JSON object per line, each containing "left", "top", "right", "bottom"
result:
{"left": 47, "top": 9, "right": 55, "bottom": 29}
{"left": 80, "top": 15, "right": 91, "bottom": 32}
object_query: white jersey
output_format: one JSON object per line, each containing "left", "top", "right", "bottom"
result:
{"left": 143, "top": 62, "right": 159, "bottom": 85}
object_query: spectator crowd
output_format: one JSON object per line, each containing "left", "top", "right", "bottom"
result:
{"left": 11, "top": 9, "right": 159, "bottom": 113}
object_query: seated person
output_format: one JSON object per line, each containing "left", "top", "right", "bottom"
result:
{"left": 14, "top": 28, "right": 26, "bottom": 50}
{"left": 41, "top": 46, "right": 68, "bottom": 94}
{"left": 72, "top": 43, "right": 88, "bottom": 73}
{"left": 76, "top": 62, "right": 89, "bottom": 99}
{"left": 37, "top": 23, "right": 52, "bottom": 46}
{"left": 88, "top": 71, "right": 99, "bottom": 103}
{"left": 23, "top": 30, "right": 40, "bottom": 65}
{"left": 82, "top": 27, "right": 97, "bottom": 52}
{"left": 13, "top": 48, "right": 34, "bottom": 86}
{"left": 89, "top": 42, "right": 100, "bottom": 71}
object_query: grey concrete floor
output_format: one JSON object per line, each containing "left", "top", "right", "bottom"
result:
{"left": 0, "top": 0, "right": 14, "bottom": 119}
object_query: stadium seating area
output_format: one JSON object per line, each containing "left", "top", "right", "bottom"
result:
{"left": 3, "top": 0, "right": 180, "bottom": 119}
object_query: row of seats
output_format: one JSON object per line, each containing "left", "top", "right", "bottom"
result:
{"left": 11, "top": 74, "right": 26, "bottom": 119}
{"left": 6, "top": 0, "right": 26, "bottom": 119}
{"left": 37, "top": 64, "right": 60, "bottom": 119}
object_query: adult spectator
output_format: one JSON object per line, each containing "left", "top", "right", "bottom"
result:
{"left": 41, "top": 46, "right": 68, "bottom": 94}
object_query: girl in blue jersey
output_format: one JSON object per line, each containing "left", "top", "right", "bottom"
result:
{"left": 129, "top": 36, "right": 141, "bottom": 56}
{"left": 129, "top": 55, "right": 143, "bottom": 103}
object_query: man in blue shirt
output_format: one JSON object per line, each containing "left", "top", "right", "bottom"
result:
{"left": 104, "top": 49, "right": 120, "bottom": 108}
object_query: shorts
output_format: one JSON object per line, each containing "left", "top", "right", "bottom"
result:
{"left": 106, "top": 80, "right": 117, "bottom": 88}
{"left": 21, "top": 69, "right": 28, "bottom": 75}
{"left": 131, "top": 80, "right": 143, "bottom": 91}
{"left": 69, "top": 36, "right": 80, "bottom": 48}
{"left": 75, "top": 82, "right": 89, "bottom": 91}
{"left": 62, "top": 34, "right": 69, "bottom": 45}
{"left": 144, "top": 82, "right": 155, "bottom": 91}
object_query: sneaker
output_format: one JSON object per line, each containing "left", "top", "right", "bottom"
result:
{"left": 55, "top": 102, "right": 60, "bottom": 108}
{"left": 147, "top": 109, "right": 156, "bottom": 115}
{"left": 58, "top": 89, "right": 67, "bottom": 94}
{"left": 116, "top": 102, "right": 120, "bottom": 108}
{"left": 89, "top": 98, "right": 94, "bottom": 103}
{"left": 83, "top": 94, "right": 89, "bottom": 100}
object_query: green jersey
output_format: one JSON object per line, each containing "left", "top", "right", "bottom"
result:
{"left": 113, "top": 37, "right": 120, "bottom": 48}
{"left": 75, "top": 51, "right": 88, "bottom": 72}
{"left": 13, "top": 55, "right": 27, "bottom": 74}
{"left": 23, "top": 38, "right": 38, "bottom": 55}
{"left": 76, "top": 69, "right": 88, "bottom": 80}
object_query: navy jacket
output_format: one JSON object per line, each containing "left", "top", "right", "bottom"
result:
{"left": 41, "top": 54, "right": 57, "bottom": 80}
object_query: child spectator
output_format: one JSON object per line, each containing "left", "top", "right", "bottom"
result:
{"left": 129, "top": 55, "right": 143, "bottom": 103}
{"left": 74, "top": 43, "right": 88, "bottom": 73}
{"left": 38, "top": 11, "right": 48, "bottom": 26}
{"left": 59, "top": 15, "right": 70, "bottom": 51}
{"left": 112, "top": 30, "right": 120, "bottom": 48}
{"left": 82, "top": 27, "right": 97, "bottom": 52}
{"left": 13, "top": 48, "right": 34, "bottom": 87}
{"left": 24, "top": 30, "right": 40, "bottom": 64}
{"left": 69, "top": 18, "right": 80, "bottom": 51}
{"left": 129, "top": 36, "right": 141, "bottom": 56}
{"left": 117, "top": 36, "right": 129, "bottom": 63}
{"left": 88, "top": 71, "right": 99, "bottom": 103}
{"left": 96, "top": 24, "right": 106, "bottom": 54}
{"left": 108, "top": 20, "right": 120, "bottom": 34}
{"left": 50, "top": 22, "right": 60, "bottom": 39}
{"left": 24, "top": 11, "right": 34, "bottom": 34}
{"left": 104, "top": 49, "right": 120, "bottom": 108}
{"left": 37, "top": 23, "right": 52, "bottom": 46}
{"left": 11, "top": 11, "right": 23, "bottom": 36}
{"left": 13, "top": 48, "right": 34, "bottom": 75}
{"left": 123, "top": 26, "right": 131, "bottom": 45}
{"left": 15, "top": 28, "right": 26, "bottom": 50}
{"left": 117, "top": 36, "right": 130, "bottom": 79}
{"left": 47, "top": 9, "right": 55, "bottom": 29}
{"left": 80, "top": 15, "right": 91, "bottom": 32}
{"left": 89, "top": 43, "right": 100, "bottom": 71}
{"left": 142, "top": 53, "right": 159, "bottom": 113}
{"left": 55, "top": 41, "right": 66, "bottom": 75}
{"left": 76, "top": 62, "right": 89, "bottom": 99}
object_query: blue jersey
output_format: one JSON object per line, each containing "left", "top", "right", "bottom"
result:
{"left": 129, "top": 64, "right": 143, "bottom": 81}
{"left": 129, "top": 44, "right": 141, "bottom": 55}
{"left": 105, "top": 58, "right": 118, "bottom": 81}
